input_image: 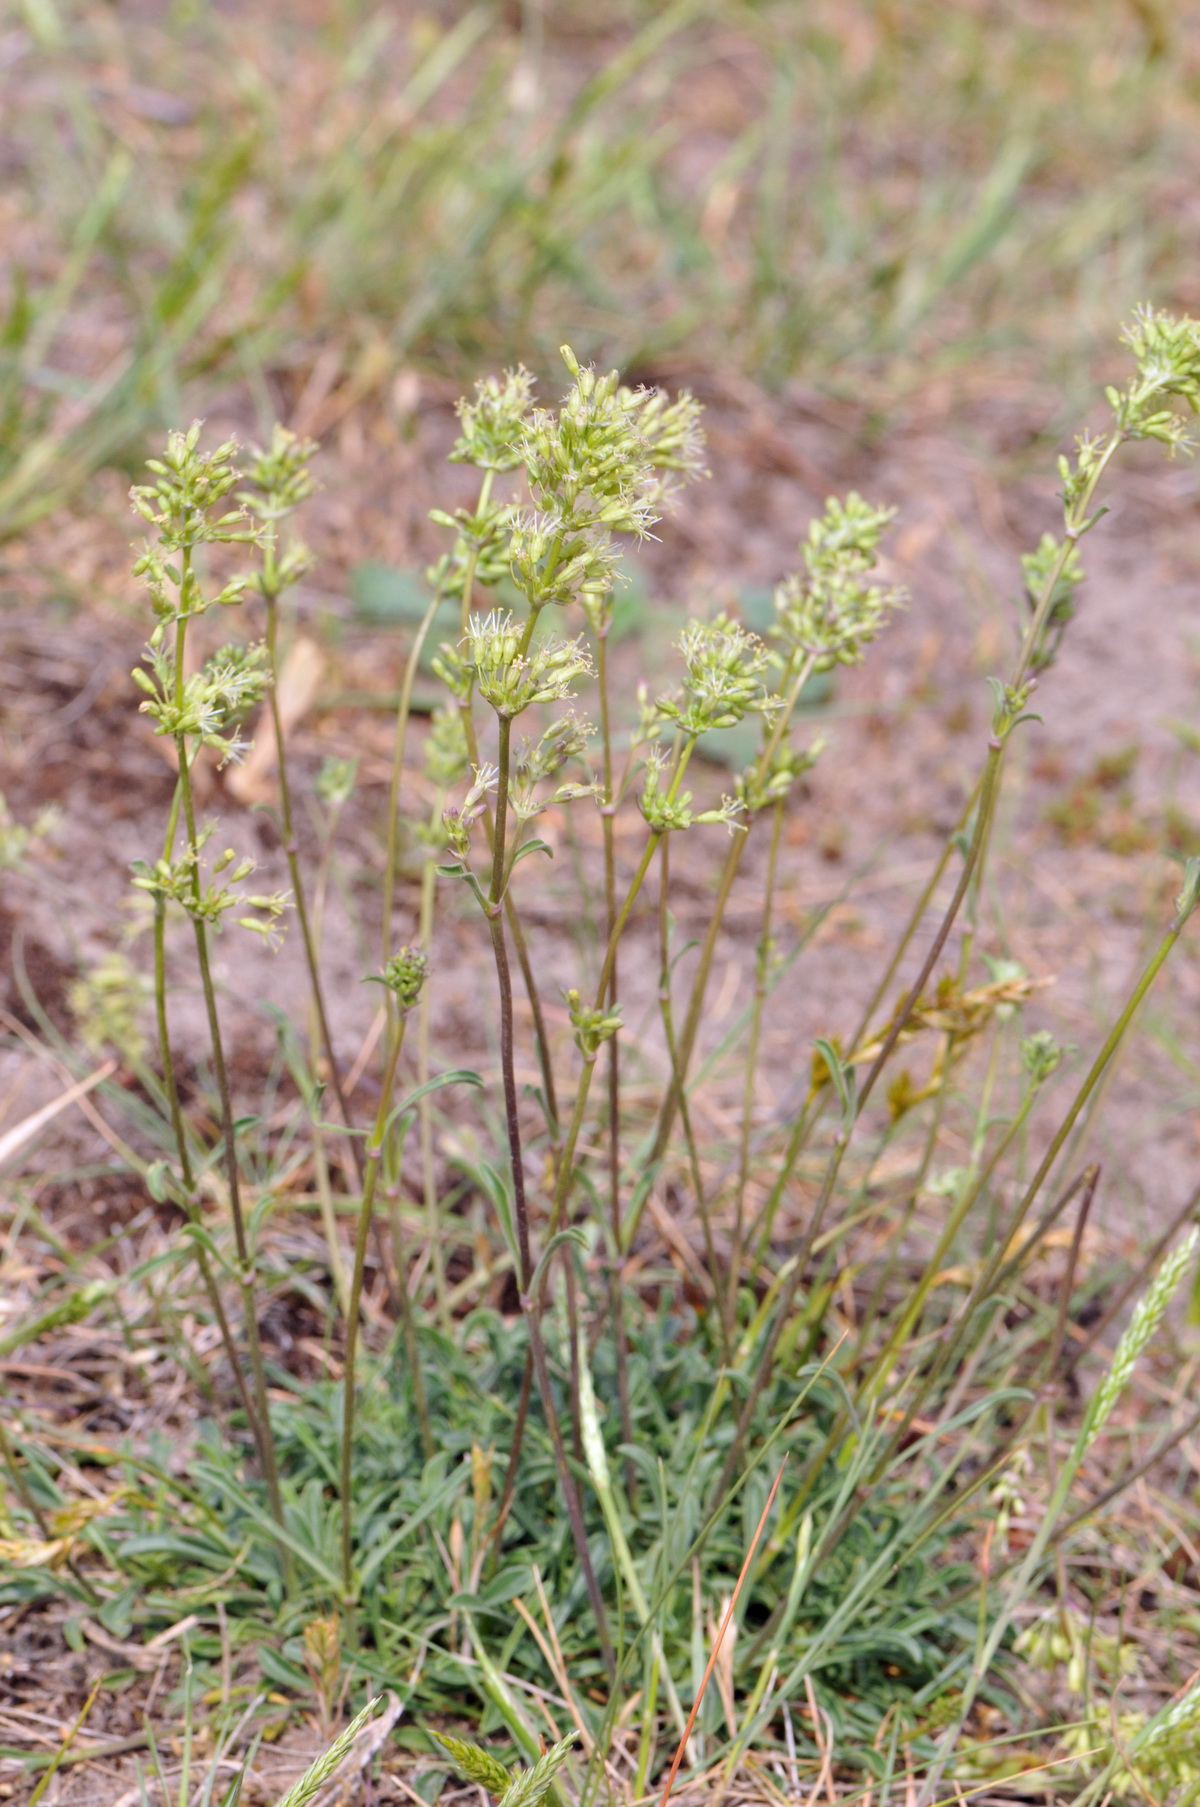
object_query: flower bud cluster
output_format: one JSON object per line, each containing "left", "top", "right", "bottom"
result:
{"left": 565, "top": 988, "right": 623, "bottom": 1059}
{"left": 132, "top": 641, "right": 271, "bottom": 766}
{"left": 511, "top": 714, "right": 596, "bottom": 821}
{"left": 240, "top": 425, "right": 320, "bottom": 521}
{"left": 736, "top": 737, "right": 824, "bottom": 815}
{"left": 618, "top": 384, "right": 708, "bottom": 491}
{"left": 433, "top": 349, "right": 705, "bottom": 635}
{"left": 523, "top": 349, "right": 657, "bottom": 534}
{"left": 1020, "top": 1029, "right": 1063, "bottom": 1085}
{"left": 130, "top": 423, "right": 261, "bottom": 554}
{"left": 508, "top": 509, "right": 621, "bottom": 613}
{"left": 132, "top": 546, "right": 251, "bottom": 639}
{"left": 371, "top": 944, "right": 431, "bottom": 1011}
{"left": 443, "top": 763, "right": 498, "bottom": 857}
{"left": 131, "top": 835, "right": 289, "bottom": 946}
{"left": 459, "top": 609, "right": 593, "bottom": 720}
{"left": 428, "top": 499, "right": 515, "bottom": 601}
{"left": 773, "top": 493, "right": 904, "bottom": 670}
{"left": 315, "top": 755, "right": 358, "bottom": 814}
{"left": 1115, "top": 305, "right": 1200, "bottom": 447}
{"left": 656, "top": 616, "right": 774, "bottom": 737}
{"left": 451, "top": 367, "right": 536, "bottom": 472}
{"left": 638, "top": 748, "right": 744, "bottom": 836}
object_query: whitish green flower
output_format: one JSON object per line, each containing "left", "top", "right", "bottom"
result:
{"left": 315, "top": 755, "right": 358, "bottom": 813}
{"left": 619, "top": 384, "right": 708, "bottom": 484}
{"left": 443, "top": 762, "right": 498, "bottom": 856}
{"left": 69, "top": 952, "right": 148, "bottom": 1065}
{"left": 240, "top": 424, "right": 320, "bottom": 520}
{"left": 736, "top": 737, "right": 823, "bottom": 814}
{"left": 428, "top": 497, "right": 516, "bottom": 599}
{"left": 773, "top": 492, "right": 904, "bottom": 669}
{"left": 130, "top": 423, "right": 261, "bottom": 554}
{"left": 451, "top": 366, "right": 536, "bottom": 472}
{"left": 509, "top": 506, "right": 624, "bottom": 612}
{"left": 462, "top": 609, "right": 592, "bottom": 719}
{"left": 1020, "top": 1030, "right": 1063, "bottom": 1085}
{"left": 657, "top": 615, "right": 774, "bottom": 736}
{"left": 132, "top": 640, "right": 271, "bottom": 764}
{"left": 522, "top": 348, "right": 656, "bottom": 534}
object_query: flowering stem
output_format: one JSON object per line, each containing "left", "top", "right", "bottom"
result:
{"left": 173, "top": 601, "right": 288, "bottom": 1564}
{"left": 657, "top": 835, "right": 729, "bottom": 1357}
{"left": 730, "top": 795, "right": 785, "bottom": 1310}
{"left": 150, "top": 812, "right": 263, "bottom": 1458}
{"left": 596, "top": 626, "right": 635, "bottom": 1485}
{"left": 263, "top": 597, "right": 359, "bottom": 1183}
{"left": 340, "top": 1013, "right": 405, "bottom": 1604}
{"left": 482, "top": 703, "right": 615, "bottom": 1673}
{"left": 646, "top": 651, "right": 816, "bottom": 1175}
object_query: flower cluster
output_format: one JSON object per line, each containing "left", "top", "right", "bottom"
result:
{"left": 131, "top": 832, "right": 289, "bottom": 945}
{"left": 450, "top": 366, "right": 536, "bottom": 473}
{"left": 458, "top": 610, "right": 593, "bottom": 719}
{"left": 130, "top": 422, "right": 259, "bottom": 554}
{"left": 132, "top": 641, "right": 271, "bottom": 765}
{"left": 370, "top": 945, "right": 431, "bottom": 1011}
{"left": 443, "top": 763, "right": 498, "bottom": 858}
{"left": 657, "top": 615, "right": 775, "bottom": 737}
{"left": 565, "top": 988, "right": 623, "bottom": 1058}
{"left": 638, "top": 747, "right": 743, "bottom": 836}
{"left": 735, "top": 737, "right": 824, "bottom": 815}
{"left": 773, "top": 492, "right": 904, "bottom": 670}
{"left": 511, "top": 714, "right": 596, "bottom": 821}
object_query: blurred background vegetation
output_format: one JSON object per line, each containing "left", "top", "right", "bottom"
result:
{"left": 2, "top": 0, "right": 1199, "bottom": 545}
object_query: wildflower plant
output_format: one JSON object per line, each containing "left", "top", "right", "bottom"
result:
{"left": 11, "top": 315, "right": 1200, "bottom": 1800}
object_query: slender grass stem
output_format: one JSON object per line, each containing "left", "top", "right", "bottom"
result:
{"left": 804, "top": 903, "right": 1189, "bottom": 1594}
{"left": 713, "top": 740, "right": 1006, "bottom": 1501}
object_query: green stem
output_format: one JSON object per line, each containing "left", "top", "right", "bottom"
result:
{"left": 713, "top": 741, "right": 1006, "bottom": 1504}
{"left": 596, "top": 626, "right": 635, "bottom": 1484}
{"left": 381, "top": 584, "right": 447, "bottom": 965}
{"left": 263, "top": 597, "right": 359, "bottom": 1183}
{"left": 416, "top": 806, "right": 448, "bottom": 1329}
{"left": 482, "top": 704, "right": 616, "bottom": 1673}
{"left": 647, "top": 652, "right": 816, "bottom": 1168}
{"left": 657, "top": 836, "right": 729, "bottom": 1357}
{"left": 341, "top": 1015, "right": 405, "bottom": 1604}
{"left": 173, "top": 602, "right": 288, "bottom": 1563}
{"left": 731, "top": 797, "right": 785, "bottom": 1303}
{"left": 152, "top": 787, "right": 266, "bottom": 1462}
